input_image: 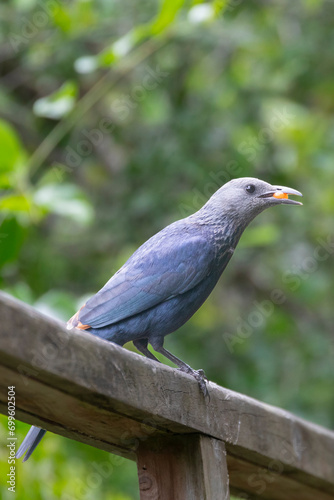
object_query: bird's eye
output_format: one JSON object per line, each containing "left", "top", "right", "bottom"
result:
{"left": 245, "top": 184, "right": 256, "bottom": 194}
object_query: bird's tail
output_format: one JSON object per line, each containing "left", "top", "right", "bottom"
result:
{"left": 16, "top": 426, "right": 46, "bottom": 462}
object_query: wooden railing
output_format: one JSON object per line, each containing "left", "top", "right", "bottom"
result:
{"left": 0, "top": 291, "right": 333, "bottom": 499}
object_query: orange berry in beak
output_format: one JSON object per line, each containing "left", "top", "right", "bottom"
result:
{"left": 273, "top": 192, "right": 289, "bottom": 199}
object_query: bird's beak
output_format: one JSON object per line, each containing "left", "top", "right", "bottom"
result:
{"left": 258, "top": 185, "right": 303, "bottom": 205}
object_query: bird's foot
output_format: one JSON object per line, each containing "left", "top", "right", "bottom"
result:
{"left": 178, "top": 366, "right": 209, "bottom": 399}
{"left": 196, "top": 369, "right": 208, "bottom": 381}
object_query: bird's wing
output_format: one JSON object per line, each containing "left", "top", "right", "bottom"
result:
{"left": 67, "top": 230, "right": 215, "bottom": 329}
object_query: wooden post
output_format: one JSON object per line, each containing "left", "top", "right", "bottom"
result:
{"left": 137, "top": 434, "right": 230, "bottom": 500}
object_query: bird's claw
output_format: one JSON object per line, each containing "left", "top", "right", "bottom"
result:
{"left": 196, "top": 368, "right": 208, "bottom": 381}
{"left": 178, "top": 366, "right": 210, "bottom": 399}
{"left": 198, "top": 378, "right": 209, "bottom": 399}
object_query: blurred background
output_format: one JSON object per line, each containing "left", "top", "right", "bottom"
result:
{"left": 0, "top": 0, "right": 334, "bottom": 498}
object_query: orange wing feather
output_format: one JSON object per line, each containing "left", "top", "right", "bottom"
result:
{"left": 67, "top": 304, "right": 90, "bottom": 330}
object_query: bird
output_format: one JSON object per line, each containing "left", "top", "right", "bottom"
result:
{"left": 16, "top": 177, "right": 302, "bottom": 461}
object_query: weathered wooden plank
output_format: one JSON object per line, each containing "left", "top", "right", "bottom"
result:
{"left": 0, "top": 291, "right": 334, "bottom": 498}
{"left": 227, "top": 454, "right": 334, "bottom": 500}
{"left": 137, "top": 435, "right": 229, "bottom": 500}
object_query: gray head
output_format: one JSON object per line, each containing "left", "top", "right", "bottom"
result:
{"left": 201, "top": 177, "right": 302, "bottom": 227}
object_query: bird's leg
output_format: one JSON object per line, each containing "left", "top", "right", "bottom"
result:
{"left": 151, "top": 343, "right": 209, "bottom": 398}
{"left": 133, "top": 339, "right": 161, "bottom": 363}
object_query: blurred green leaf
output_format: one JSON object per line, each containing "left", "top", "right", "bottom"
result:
{"left": 0, "top": 119, "right": 24, "bottom": 173}
{"left": 0, "top": 194, "right": 31, "bottom": 212}
{"left": 33, "top": 183, "right": 93, "bottom": 224}
{"left": 0, "top": 217, "right": 26, "bottom": 268}
{"left": 33, "top": 81, "right": 78, "bottom": 120}
{"left": 150, "top": 0, "right": 186, "bottom": 34}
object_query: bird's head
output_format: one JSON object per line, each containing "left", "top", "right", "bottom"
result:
{"left": 203, "top": 177, "right": 303, "bottom": 226}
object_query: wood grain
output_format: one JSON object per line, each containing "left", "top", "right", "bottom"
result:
{"left": 137, "top": 435, "right": 229, "bottom": 500}
{"left": 0, "top": 291, "right": 333, "bottom": 498}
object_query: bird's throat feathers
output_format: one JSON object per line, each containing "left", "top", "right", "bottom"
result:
{"left": 195, "top": 198, "right": 250, "bottom": 240}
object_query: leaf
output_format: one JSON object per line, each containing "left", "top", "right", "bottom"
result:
{"left": 33, "top": 81, "right": 78, "bottom": 120}
{"left": 98, "top": 26, "right": 149, "bottom": 67}
{"left": 74, "top": 56, "right": 99, "bottom": 74}
{"left": 0, "top": 119, "right": 24, "bottom": 173}
{"left": 0, "top": 217, "right": 26, "bottom": 268}
{"left": 150, "top": 0, "right": 186, "bottom": 35}
{"left": 0, "top": 194, "right": 31, "bottom": 212}
{"left": 188, "top": 4, "right": 215, "bottom": 24}
{"left": 33, "top": 183, "right": 93, "bottom": 225}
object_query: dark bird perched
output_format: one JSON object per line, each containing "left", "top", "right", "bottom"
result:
{"left": 16, "top": 177, "right": 302, "bottom": 461}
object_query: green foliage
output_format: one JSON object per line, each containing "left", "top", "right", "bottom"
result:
{"left": 33, "top": 81, "right": 78, "bottom": 119}
{"left": 1, "top": 0, "right": 334, "bottom": 498}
